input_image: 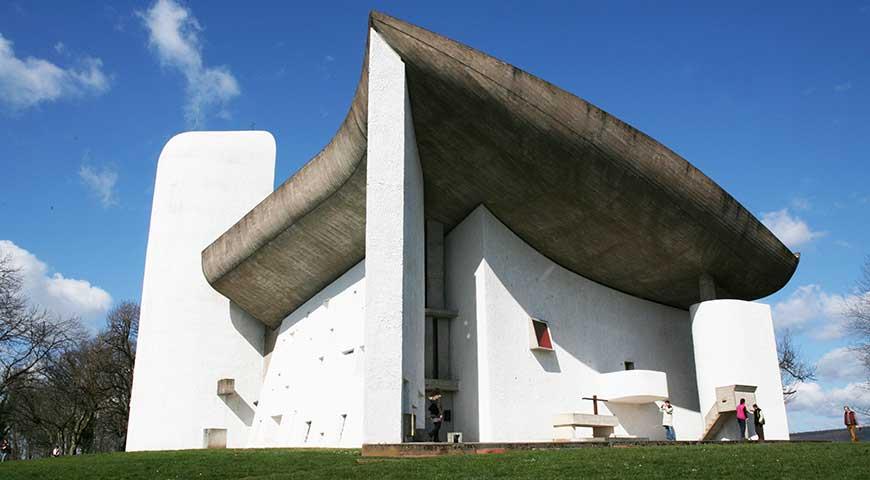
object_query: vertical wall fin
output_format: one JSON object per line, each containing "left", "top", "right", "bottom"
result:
{"left": 363, "top": 29, "right": 426, "bottom": 443}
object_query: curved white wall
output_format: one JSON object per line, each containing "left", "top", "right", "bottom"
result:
{"left": 127, "top": 131, "right": 275, "bottom": 451}
{"left": 248, "top": 261, "right": 366, "bottom": 448}
{"left": 600, "top": 370, "right": 669, "bottom": 404}
{"left": 445, "top": 206, "right": 704, "bottom": 442}
{"left": 691, "top": 300, "right": 789, "bottom": 440}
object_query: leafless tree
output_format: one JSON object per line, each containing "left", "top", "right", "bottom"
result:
{"left": 778, "top": 329, "right": 816, "bottom": 401}
{"left": 3, "top": 301, "right": 139, "bottom": 457}
{"left": 846, "top": 256, "right": 870, "bottom": 380}
{"left": 0, "top": 255, "right": 83, "bottom": 440}
{"left": 93, "top": 302, "right": 138, "bottom": 449}
{"left": 7, "top": 340, "right": 104, "bottom": 455}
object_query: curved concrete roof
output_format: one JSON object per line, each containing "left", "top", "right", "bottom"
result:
{"left": 203, "top": 12, "right": 798, "bottom": 328}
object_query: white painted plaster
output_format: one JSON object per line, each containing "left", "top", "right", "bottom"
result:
{"left": 363, "top": 29, "right": 426, "bottom": 443}
{"left": 600, "top": 370, "right": 669, "bottom": 404}
{"left": 445, "top": 206, "right": 704, "bottom": 442}
{"left": 691, "top": 300, "right": 789, "bottom": 440}
{"left": 248, "top": 261, "right": 366, "bottom": 448}
{"left": 126, "top": 131, "right": 275, "bottom": 451}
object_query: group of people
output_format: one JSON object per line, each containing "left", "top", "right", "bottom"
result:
{"left": 659, "top": 398, "right": 766, "bottom": 441}
{"left": 734, "top": 398, "right": 766, "bottom": 441}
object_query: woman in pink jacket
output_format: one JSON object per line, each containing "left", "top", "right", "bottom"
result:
{"left": 735, "top": 398, "right": 751, "bottom": 441}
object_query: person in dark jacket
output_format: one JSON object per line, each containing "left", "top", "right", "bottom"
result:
{"left": 428, "top": 393, "right": 443, "bottom": 442}
{"left": 845, "top": 406, "right": 860, "bottom": 443}
{"left": 752, "top": 404, "right": 765, "bottom": 441}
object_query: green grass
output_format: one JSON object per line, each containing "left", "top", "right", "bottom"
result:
{"left": 0, "top": 443, "right": 867, "bottom": 479}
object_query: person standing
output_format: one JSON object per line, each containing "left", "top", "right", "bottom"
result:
{"left": 735, "top": 398, "right": 750, "bottom": 441}
{"left": 659, "top": 399, "right": 675, "bottom": 441}
{"left": 752, "top": 404, "right": 765, "bottom": 441}
{"left": 428, "top": 393, "right": 444, "bottom": 442}
{"left": 845, "top": 406, "right": 860, "bottom": 443}
{"left": 0, "top": 439, "right": 11, "bottom": 462}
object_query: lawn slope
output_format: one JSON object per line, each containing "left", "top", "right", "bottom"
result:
{"left": 0, "top": 443, "right": 867, "bottom": 479}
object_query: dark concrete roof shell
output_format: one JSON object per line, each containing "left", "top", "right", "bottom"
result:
{"left": 202, "top": 12, "right": 799, "bottom": 328}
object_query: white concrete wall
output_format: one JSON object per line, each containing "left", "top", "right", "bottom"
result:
{"left": 248, "top": 261, "right": 366, "bottom": 448}
{"left": 691, "top": 300, "right": 789, "bottom": 440}
{"left": 363, "top": 29, "right": 426, "bottom": 443}
{"left": 600, "top": 370, "right": 669, "bottom": 404}
{"left": 445, "top": 206, "right": 704, "bottom": 442}
{"left": 127, "top": 131, "right": 276, "bottom": 451}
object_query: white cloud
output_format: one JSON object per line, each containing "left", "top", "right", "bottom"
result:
{"left": 761, "top": 208, "right": 826, "bottom": 250}
{"left": 140, "top": 0, "right": 239, "bottom": 128}
{"left": 790, "top": 197, "right": 811, "bottom": 211}
{"left": 0, "top": 33, "right": 109, "bottom": 110}
{"left": 79, "top": 164, "right": 119, "bottom": 207}
{"left": 834, "top": 81, "right": 853, "bottom": 92}
{"left": 817, "top": 347, "right": 866, "bottom": 381}
{"left": 0, "top": 240, "right": 112, "bottom": 321}
{"left": 787, "top": 381, "right": 870, "bottom": 431}
{"left": 772, "top": 284, "right": 852, "bottom": 338}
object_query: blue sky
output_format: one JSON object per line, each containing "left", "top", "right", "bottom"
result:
{"left": 1, "top": 1, "right": 868, "bottom": 433}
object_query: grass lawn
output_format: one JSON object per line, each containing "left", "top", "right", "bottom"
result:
{"left": 0, "top": 443, "right": 867, "bottom": 479}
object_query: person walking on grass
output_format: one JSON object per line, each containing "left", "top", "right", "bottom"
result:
{"left": 660, "top": 399, "right": 675, "bottom": 441}
{"left": 736, "top": 398, "right": 750, "bottom": 441}
{"left": 845, "top": 406, "right": 860, "bottom": 443}
{"left": 752, "top": 404, "right": 765, "bottom": 441}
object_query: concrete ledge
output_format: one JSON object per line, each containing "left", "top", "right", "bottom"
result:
{"left": 553, "top": 413, "right": 619, "bottom": 427}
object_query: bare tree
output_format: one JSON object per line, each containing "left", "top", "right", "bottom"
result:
{"left": 93, "top": 302, "right": 138, "bottom": 450}
{"left": 7, "top": 340, "right": 104, "bottom": 455}
{"left": 847, "top": 256, "right": 870, "bottom": 379}
{"left": 0, "top": 255, "right": 83, "bottom": 440}
{"left": 778, "top": 329, "right": 816, "bottom": 401}
{"left": 3, "top": 302, "right": 140, "bottom": 457}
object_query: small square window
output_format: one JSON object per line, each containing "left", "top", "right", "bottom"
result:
{"left": 624, "top": 361, "right": 635, "bottom": 371}
{"left": 529, "top": 317, "right": 553, "bottom": 351}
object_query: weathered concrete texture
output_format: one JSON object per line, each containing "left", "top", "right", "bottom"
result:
{"left": 203, "top": 11, "right": 798, "bottom": 327}
{"left": 200, "top": 51, "right": 369, "bottom": 328}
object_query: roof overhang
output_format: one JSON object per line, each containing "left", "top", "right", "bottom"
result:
{"left": 202, "top": 12, "right": 798, "bottom": 328}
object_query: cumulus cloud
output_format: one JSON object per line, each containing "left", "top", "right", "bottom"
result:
{"left": 772, "top": 284, "right": 852, "bottom": 338}
{"left": 79, "top": 163, "right": 119, "bottom": 207}
{"left": 787, "top": 381, "right": 870, "bottom": 431}
{"left": 140, "top": 0, "right": 239, "bottom": 128}
{"left": 761, "top": 208, "right": 825, "bottom": 250}
{"left": 817, "top": 347, "right": 866, "bottom": 381}
{"left": 0, "top": 240, "right": 112, "bottom": 321}
{"left": 0, "top": 33, "right": 109, "bottom": 110}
